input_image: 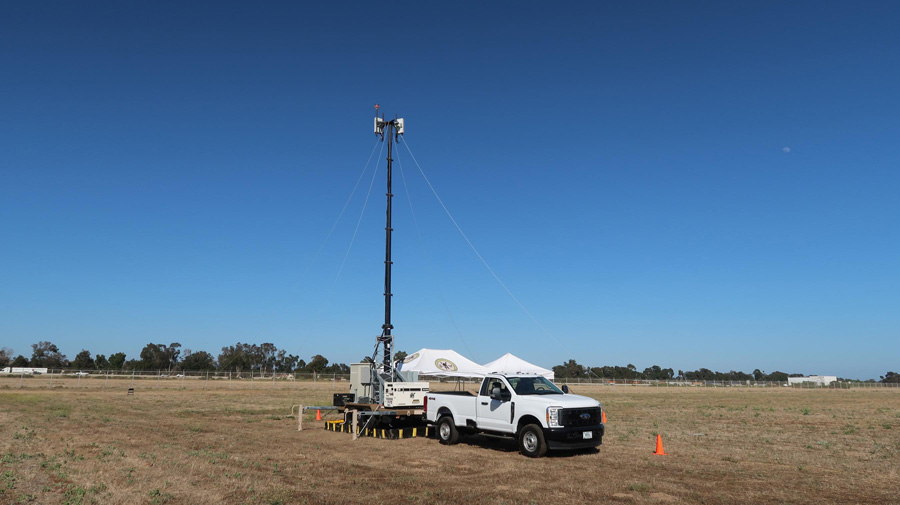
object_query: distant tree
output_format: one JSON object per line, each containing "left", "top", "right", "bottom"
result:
{"left": 258, "top": 343, "right": 278, "bottom": 373}
{"left": 274, "top": 351, "right": 299, "bottom": 372}
{"left": 553, "top": 359, "right": 586, "bottom": 379}
{"left": 0, "top": 347, "right": 12, "bottom": 368}
{"left": 217, "top": 342, "right": 279, "bottom": 372}
{"left": 394, "top": 350, "right": 408, "bottom": 363}
{"left": 138, "top": 342, "right": 180, "bottom": 370}
{"left": 164, "top": 343, "right": 181, "bottom": 371}
{"left": 305, "top": 354, "right": 329, "bottom": 373}
{"left": 880, "top": 372, "right": 900, "bottom": 384}
{"left": 641, "top": 365, "right": 673, "bottom": 380}
{"left": 181, "top": 350, "right": 216, "bottom": 371}
{"left": 324, "top": 362, "right": 350, "bottom": 374}
{"left": 30, "top": 341, "right": 67, "bottom": 368}
{"left": 71, "top": 350, "right": 95, "bottom": 370}
{"left": 11, "top": 355, "right": 29, "bottom": 367}
{"left": 94, "top": 354, "right": 109, "bottom": 370}
{"left": 589, "top": 365, "right": 641, "bottom": 380}
{"left": 727, "top": 370, "right": 753, "bottom": 381}
{"left": 108, "top": 352, "right": 126, "bottom": 370}
{"left": 684, "top": 368, "right": 715, "bottom": 381}
{"left": 765, "top": 371, "right": 789, "bottom": 382}
{"left": 219, "top": 342, "right": 253, "bottom": 372}
{"left": 753, "top": 369, "right": 765, "bottom": 381}
{"left": 138, "top": 343, "right": 167, "bottom": 370}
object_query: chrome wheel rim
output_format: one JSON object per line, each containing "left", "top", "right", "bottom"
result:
{"left": 523, "top": 431, "right": 538, "bottom": 452}
{"left": 440, "top": 422, "right": 450, "bottom": 440}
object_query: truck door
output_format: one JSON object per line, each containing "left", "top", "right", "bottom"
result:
{"left": 476, "top": 377, "right": 514, "bottom": 433}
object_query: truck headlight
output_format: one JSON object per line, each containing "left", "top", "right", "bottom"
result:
{"left": 547, "top": 406, "right": 563, "bottom": 428}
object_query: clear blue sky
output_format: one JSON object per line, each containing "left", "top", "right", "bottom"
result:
{"left": 2, "top": 2, "right": 898, "bottom": 380}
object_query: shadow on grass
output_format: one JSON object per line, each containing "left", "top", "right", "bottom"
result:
{"left": 454, "top": 434, "right": 601, "bottom": 458}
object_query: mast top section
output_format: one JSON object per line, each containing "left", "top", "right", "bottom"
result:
{"left": 374, "top": 106, "right": 404, "bottom": 139}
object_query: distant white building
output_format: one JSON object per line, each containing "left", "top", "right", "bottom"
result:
{"left": 788, "top": 375, "right": 837, "bottom": 386}
{"left": 1, "top": 367, "right": 49, "bottom": 374}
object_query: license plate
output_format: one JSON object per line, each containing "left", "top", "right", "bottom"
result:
{"left": 582, "top": 431, "right": 593, "bottom": 440}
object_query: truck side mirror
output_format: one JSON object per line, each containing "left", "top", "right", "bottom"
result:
{"left": 562, "top": 385, "right": 569, "bottom": 394}
{"left": 490, "top": 387, "right": 502, "bottom": 401}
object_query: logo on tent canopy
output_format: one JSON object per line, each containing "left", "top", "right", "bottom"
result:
{"left": 403, "top": 353, "right": 419, "bottom": 364}
{"left": 434, "top": 359, "right": 458, "bottom": 372}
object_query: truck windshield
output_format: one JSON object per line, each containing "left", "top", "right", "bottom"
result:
{"left": 507, "top": 376, "right": 564, "bottom": 395}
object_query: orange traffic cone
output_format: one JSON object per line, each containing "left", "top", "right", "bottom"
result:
{"left": 602, "top": 411, "right": 607, "bottom": 423}
{"left": 653, "top": 434, "right": 667, "bottom": 455}
{"left": 315, "top": 409, "right": 322, "bottom": 421}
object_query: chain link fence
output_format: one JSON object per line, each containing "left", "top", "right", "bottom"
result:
{"left": 557, "top": 377, "right": 900, "bottom": 389}
{"left": 0, "top": 369, "right": 351, "bottom": 390}
{"left": 1, "top": 370, "right": 897, "bottom": 390}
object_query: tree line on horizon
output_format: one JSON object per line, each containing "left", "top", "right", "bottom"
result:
{"left": 1, "top": 342, "right": 897, "bottom": 383}
{"left": 551, "top": 359, "right": 897, "bottom": 384}
{"left": 0, "top": 341, "right": 351, "bottom": 375}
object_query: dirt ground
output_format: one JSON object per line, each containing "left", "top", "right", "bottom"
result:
{"left": 1, "top": 378, "right": 898, "bottom": 504}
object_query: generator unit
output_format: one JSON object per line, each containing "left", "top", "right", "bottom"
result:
{"left": 347, "top": 362, "right": 429, "bottom": 408}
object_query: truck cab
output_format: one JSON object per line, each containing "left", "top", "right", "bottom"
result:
{"left": 425, "top": 374, "right": 604, "bottom": 457}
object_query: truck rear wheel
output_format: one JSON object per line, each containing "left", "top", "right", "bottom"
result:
{"left": 518, "top": 424, "right": 547, "bottom": 458}
{"left": 437, "top": 416, "right": 459, "bottom": 445}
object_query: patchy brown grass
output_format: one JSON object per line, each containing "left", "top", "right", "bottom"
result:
{"left": 1, "top": 378, "right": 898, "bottom": 504}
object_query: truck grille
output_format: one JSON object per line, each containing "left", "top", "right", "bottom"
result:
{"left": 560, "top": 407, "right": 601, "bottom": 427}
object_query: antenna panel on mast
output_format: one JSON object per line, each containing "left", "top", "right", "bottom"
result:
{"left": 396, "top": 118, "right": 404, "bottom": 135}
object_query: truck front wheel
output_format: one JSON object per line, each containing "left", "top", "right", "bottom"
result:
{"left": 437, "top": 416, "right": 459, "bottom": 445}
{"left": 518, "top": 424, "right": 547, "bottom": 457}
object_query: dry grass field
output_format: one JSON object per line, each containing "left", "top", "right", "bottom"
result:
{"left": 1, "top": 377, "right": 898, "bottom": 505}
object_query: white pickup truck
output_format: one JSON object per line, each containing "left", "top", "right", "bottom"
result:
{"left": 424, "top": 374, "right": 604, "bottom": 457}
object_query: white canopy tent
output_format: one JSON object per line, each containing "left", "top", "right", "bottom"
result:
{"left": 398, "top": 348, "right": 490, "bottom": 378}
{"left": 483, "top": 353, "right": 555, "bottom": 380}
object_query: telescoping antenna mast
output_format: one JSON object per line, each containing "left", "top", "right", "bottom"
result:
{"left": 373, "top": 104, "right": 404, "bottom": 381}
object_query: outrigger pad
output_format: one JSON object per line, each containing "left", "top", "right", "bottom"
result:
{"left": 323, "top": 421, "right": 431, "bottom": 439}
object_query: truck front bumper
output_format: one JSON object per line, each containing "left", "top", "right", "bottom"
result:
{"left": 543, "top": 423, "right": 604, "bottom": 450}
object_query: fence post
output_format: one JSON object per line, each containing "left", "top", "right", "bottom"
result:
{"left": 49, "top": 370, "right": 53, "bottom": 389}
{"left": 19, "top": 372, "right": 23, "bottom": 389}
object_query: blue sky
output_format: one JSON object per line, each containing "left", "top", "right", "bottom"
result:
{"left": 1, "top": 2, "right": 898, "bottom": 379}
